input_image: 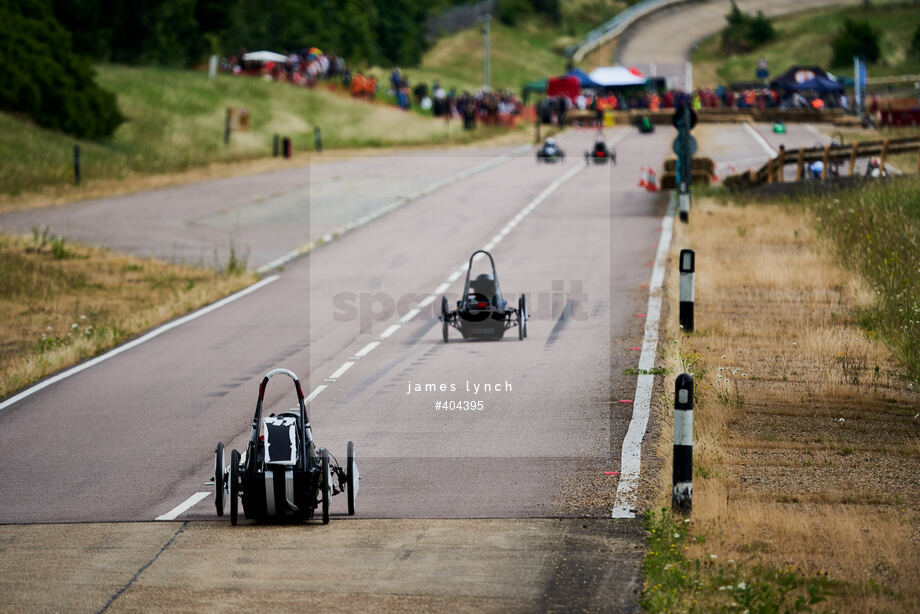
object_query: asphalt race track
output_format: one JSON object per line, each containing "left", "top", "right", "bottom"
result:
{"left": 0, "top": 127, "right": 665, "bottom": 524}
{"left": 0, "top": 118, "right": 838, "bottom": 525}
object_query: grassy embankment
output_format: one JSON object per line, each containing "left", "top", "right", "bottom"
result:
{"left": 640, "top": 179, "right": 920, "bottom": 612}
{"left": 692, "top": 1, "right": 920, "bottom": 89}
{"left": 0, "top": 232, "right": 255, "bottom": 400}
{"left": 0, "top": 63, "right": 519, "bottom": 203}
{"left": 0, "top": 2, "right": 632, "bottom": 204}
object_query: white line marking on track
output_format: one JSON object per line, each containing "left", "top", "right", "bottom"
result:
{"left": 305, "top": 384, "right": 327, "bottom": 403}
{"left": 156, "top": 491, "right": 210, "bottom": 521}
{"left": 353, "top": 341, "right": 380, "bottom": 358}
{"left": 255, "top": 144, "right": 533, "bottom": 274}
{"left": 399, "top": 307, "right": 421, "bottom": 324}
{"left": 743, "top": 122, "right": 777, "bottom": 157}
{"left": 379, "top": 324, "right": 402, "bottom": 339}
{"left": 302, "top": 139, "right": 608, "bottom": 407}
{"left": 0, "top": 275, "right": 281, "bottom": 414}
{"left": 612, "top": 195, "right": 676, "bottom": 519}
{"left": 326, "top": 361, "right": 355, "bottom": 382}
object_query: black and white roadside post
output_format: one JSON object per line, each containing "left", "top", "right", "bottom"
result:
{"left": 672, "top": 103, "right": 696, "bottom": 223}
{"left": 73, "top": 144, "right": 81, "bottom": 186}
{"left": 679, "top": 249, "right": 694, "bottom": 332}
{"left": 672, "top": 374, "right": 693, "bottom": 514}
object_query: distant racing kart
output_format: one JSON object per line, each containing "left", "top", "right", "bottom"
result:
{"left": 536, "top": 137, "right": 565, "bottom": 163}
{"left": 585, "top": 134, "right": 615, "bottom": 164}
{"left": 212, "top": 368, "right": 358, "bottom": 525}
{"left": 440, "top": 250, "right": 528, "bottom": 342}
{"left": 635, "top": 115, "right": 655, "bottom": 134}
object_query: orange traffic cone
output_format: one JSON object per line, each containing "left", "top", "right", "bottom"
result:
{"left": 646, "top": 168, "right": 659, "bottom": 192}
{"left": 638, "top": 167, "right": 647, "bottom": 188}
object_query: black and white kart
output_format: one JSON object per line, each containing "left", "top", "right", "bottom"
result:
{"left": 536, "top": 137, "right": 565, "bottom": 163}
{"left": 585, "top": 133, "right": 615, "bottom": 164}
{"left": 212, "top": 368, "right": 358, "bottom": 525}
{"left": 440, "top": 250, "right": 528, "bottom": 342}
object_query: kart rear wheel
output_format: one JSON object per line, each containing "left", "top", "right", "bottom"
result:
{"left": 346, "top": 441, "right": 356, "bottom": 516}
{"left": 517, "top": 301, "right": 523, "bottom": 341}
{"left": 321, "top": 449, "right": 331, "bottom": 525}
{"left": 214, "top": 442, "right": 225, "bottom": 516}
{"left": 229, "top": 449, "right": 240, "bottom": 526}
{"left": 441, "top": 296, "right": 449, "bottom": 343}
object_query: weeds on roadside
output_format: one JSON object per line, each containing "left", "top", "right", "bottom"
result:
{"left": 217, "top": 236, "right": 250, "bottom": 276}
{"left": 642, "top": 508, "right": 835, "bottom": 613}
{"left": 808, "top": 178, "right": 920, "bottom": 385}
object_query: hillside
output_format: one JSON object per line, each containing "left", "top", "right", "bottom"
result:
{"left": 692, "top": 1, "right": 920, "bottom": 89}
{"left": 370, "top": 0, "right": 633, "bottom": 94}
{"left": 0, "top": 65, "right": 499, "bottom": 198}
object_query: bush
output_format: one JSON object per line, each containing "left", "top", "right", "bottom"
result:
{"left": 910, "top": 24, "right": 920, "bottom": 61}
{"left": 831, "top": 18, "right": 881, "bottom": 66}
{"left": 0, "top": 0, "right": 122, "bottom": 139}
{"left": 720, "top": 1, "right": 775, "bottom": 55}
{"left": 497, "top": 0, "right": 533, "bottom": 26}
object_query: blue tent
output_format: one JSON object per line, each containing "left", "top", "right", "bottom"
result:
{"left": 565, "top": 67, "right": 601, "bottom": 88}
{"left": 770, "top": 66, "right": 844, "bottom": 93}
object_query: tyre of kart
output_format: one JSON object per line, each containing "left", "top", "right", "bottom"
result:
{"left": 321, "top": 448, "right": 331, "bottom": 525}
{"left": 521, "top": 294, "right": 528, "bottom": 338}
{"left": 229, "top": 449, "right": 240, "bottom": 526}
{"left": 214, "top": 442, "right": 225, "bottom": 516}
{"left": 346, "top": 441, "right": 357, "bottom": 516}
{"left": 441, "top": 296, "right": 449, "bottom": 343}
{"left": 517, "top": 297, "right": 524, "bottom": 340}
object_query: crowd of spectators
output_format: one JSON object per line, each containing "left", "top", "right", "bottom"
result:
{"left": 221, "top": 54, "right": 521, "bottom": 129}
{"left": 539, "top": 85, "right": 851, "bottom": 124}
{"left": 390, "top": 68, "right": 522, "bottom": 127}
{"left": 223, "top": 47, "right": 346, "bottom": 87}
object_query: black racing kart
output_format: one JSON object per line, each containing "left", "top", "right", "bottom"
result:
{"left": 585, "top": 133, "right": 616, "bottom": 164}
{"left": 440, "top": 250, "right": 528, "bottom": 342}
{"left": 536, "top": 138, "right": 565, "bottom": 163}
{"left": 212, "top": 368, "right": 358, "bottom": 525}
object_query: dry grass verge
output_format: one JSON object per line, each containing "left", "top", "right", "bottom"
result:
{"left": 642, "top": 199, "right": 920, "bottom": 612}
{"left": 0, "top": 232, "right": 255, "bottom": 400}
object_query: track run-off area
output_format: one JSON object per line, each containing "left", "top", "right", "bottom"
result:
{"left": 0, "top": 121, "right": 836, "bottom": 611}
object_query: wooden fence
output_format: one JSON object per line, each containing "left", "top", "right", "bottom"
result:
{"left": 724, "top": 136, "right": 920, "bottom": 190}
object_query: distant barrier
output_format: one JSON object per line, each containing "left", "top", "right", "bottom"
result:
{"left": 723, "top": 136, "right": 920, "bottom": 190}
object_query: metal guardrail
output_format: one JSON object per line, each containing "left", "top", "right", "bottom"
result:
{"left": 567, "top": 0, "right": 692, "bottom": 62}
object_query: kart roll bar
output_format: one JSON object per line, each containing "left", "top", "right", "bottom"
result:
{"left": 461, "top": 250, "right": 503, "bottom": 309}
{"left": 249, "top": 369, "right": 314, "bottom": 468}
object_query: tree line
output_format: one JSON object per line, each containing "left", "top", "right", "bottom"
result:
{"left": 2, "top": 0, "right": 562, "bottom": 139}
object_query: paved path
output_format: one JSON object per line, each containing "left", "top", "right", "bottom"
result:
{"left": 618, "top": 0, "right": 857, "bottom": 66}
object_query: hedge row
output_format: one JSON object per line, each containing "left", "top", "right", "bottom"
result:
{"left": 0, "top": 0, "right": 122, "bottom": 139}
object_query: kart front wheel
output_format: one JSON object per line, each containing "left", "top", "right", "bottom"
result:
{"left": 441, "top": 296, "right": 449, "bottom": 343}
{"left": 214, "top": 442, "right": 225, "bottom": 516}
{"left": 346, "top": 441, "right": 357, "bottom": 516}
{"left": 321, "top": 449, "right": 331, "bottom": 525}
{"left": 229, "top": 449, "right": 240, "bottom": 526}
